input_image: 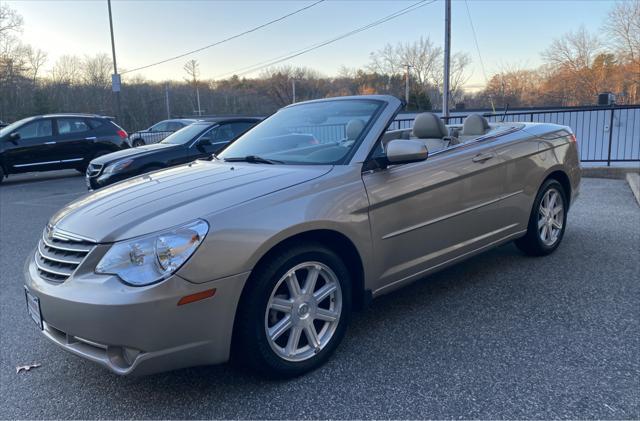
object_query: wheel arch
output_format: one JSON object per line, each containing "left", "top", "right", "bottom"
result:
{"left": 241, "top": 229, "right": 367, "bottom": 311}
{"left": 541, "top": 168, "right": 572, "bottom": 209}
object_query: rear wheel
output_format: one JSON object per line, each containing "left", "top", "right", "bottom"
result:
{"left": 234, "top": 243, "right": 351, "bottom": 378}
{"left": 515, "top": 179, "right": 567, "bottom": 256}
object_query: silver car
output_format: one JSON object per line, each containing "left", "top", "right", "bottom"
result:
{"left": 24, "top": 95, "right": 580, "bottom": 377}
{"left": 128, "top": 119, "right": 199, "bottom": 147}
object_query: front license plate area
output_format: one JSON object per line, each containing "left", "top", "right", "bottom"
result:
{"left": 25, "top": 288, "right": 43, "bottom": 330}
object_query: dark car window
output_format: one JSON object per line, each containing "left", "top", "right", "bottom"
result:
{"left": 16, "top": 119, "right": 53, "bottom": 140}
{"left": 87, "top": 118, "right": 105, "bottom": 129}
{"left": 229, "top": 121, "right": 256, "bottom": 137}
{"left": 57, "top": 118, "right": 90, "bottom": 135}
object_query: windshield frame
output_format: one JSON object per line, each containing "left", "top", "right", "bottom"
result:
{"left": 217, "top": 98, "right": 388, "bottom": 166}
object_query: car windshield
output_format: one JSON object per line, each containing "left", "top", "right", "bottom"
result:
{"left": 0, "top": 117, "right": 35, "bottom": 138}
{"left": 217, "top": 99, "right": 384, "bottom": 165}
{"left": 160, "top": 124, "right": 209, "bottom": 145}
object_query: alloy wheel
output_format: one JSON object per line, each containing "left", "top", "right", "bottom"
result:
{"left": 264, "top": 261, "right": 342, "bottom": 362}
{"left": 538, "top": 188, "right": 564, "bottom": 246}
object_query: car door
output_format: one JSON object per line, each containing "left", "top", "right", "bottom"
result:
{"left": 53, "top": 117, "right": 93, "bottom": 167}
{"left": 146, "top": 121, "right": 170, "bottom": 144}
{"left": 3, "top": 118, "right": 56, "bottom": 172}
{"left": 363, "top": 137, "right": 515, "bottom": 294}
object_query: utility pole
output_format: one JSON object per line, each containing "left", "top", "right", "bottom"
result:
{"left": 442, "top": 0, "right": 451, "bottom": 120}
{"left": 165, "top": 84, "right": 171, "bottom": 119}
{"left": 196, "top": 87, "right": 202, "bottom": 116}
{"left": 107, "top": 0, "right": 122, "bottom": 122}
{"left": 291, "top": 79, "right": 297, "bottom": 104}
{"left": 404, "top": 64, "right": 412, "bottom": 108}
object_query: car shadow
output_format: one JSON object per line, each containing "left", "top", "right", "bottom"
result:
{"left": 1, "top": 170, "right": 83, "bottom": 186}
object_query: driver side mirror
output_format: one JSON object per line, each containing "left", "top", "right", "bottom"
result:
{"left": 197, "top": 137, "right": 213, "bottom": 152}
{"left": 8, "top": 132, "right": 20, "bottom": 144}
{"left": 386, "top": 139, "right": 428, "bottom": 164}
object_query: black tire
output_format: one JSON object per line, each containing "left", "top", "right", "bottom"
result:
{"left": 234, "top": 242, "right": 352, "bottom": 378}
{"left": 515, "top": 179, "right": 568, "bottom": 256}
{"left": 132, "top": 139, "right": 145, "bottom": 147}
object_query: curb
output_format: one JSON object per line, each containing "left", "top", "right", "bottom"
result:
{"left": 626, "top": 173, "right": 640, "bottom": 207}
{"left": 581, "top": 166, "right": 639, "bottom": 180}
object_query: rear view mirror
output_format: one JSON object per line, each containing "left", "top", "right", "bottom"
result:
{"left": 386, "top": 139, "right": 428, "bottom": 164}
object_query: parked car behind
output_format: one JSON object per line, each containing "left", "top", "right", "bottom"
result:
{"left": 86, "top": 117, "right": 260, "bottom": 189}
{"left": 0, "top": 114, "right": 128, "bottom": 184}
{"left": 0, "top": 120, "right": 7, "bottom": 128}
{"left": 128, "top": 119, "right": 199, "bottom": 147}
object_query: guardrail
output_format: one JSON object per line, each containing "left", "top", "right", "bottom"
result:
{"left": 391, "top": 105, "right": 640, "bottom": 166}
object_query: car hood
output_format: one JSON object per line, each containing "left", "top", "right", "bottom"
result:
{"left": 92, "top": 143, "right": 180, "bottom": 165}
{"left": 50, "top": 160, "right": 333, "bottom": 243}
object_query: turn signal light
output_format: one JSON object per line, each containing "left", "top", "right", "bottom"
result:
{"left": 177, "top": 289, "right": 216, "bottom": 306}
{"left": 569, "top": 133, "right": 577, "bottom": 143}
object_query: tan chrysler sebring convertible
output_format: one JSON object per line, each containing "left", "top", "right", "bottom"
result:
{"left": 24, "top": 95, "right": 580, "bottom": 377}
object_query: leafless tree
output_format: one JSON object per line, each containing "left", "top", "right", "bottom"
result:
{"left": 603, "top": 0, "right": 640, "bottom": 63}
{"left": 51, "top": 55, "right": 82, "bottom": 85}
{"left": 26, "top": 47, "right": 47, "bottom": 83}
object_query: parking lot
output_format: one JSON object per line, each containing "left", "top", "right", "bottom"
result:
{"left": 0, "top": 171, "right": 638, "bottom": 419}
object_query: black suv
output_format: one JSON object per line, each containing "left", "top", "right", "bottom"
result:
{"left": 0, "top": 114, "right": 129, "bottom": 184}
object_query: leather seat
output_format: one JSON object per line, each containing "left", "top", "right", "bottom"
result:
{"left": 459, "top": 114, "right": 490, "bottom": 142}
{"left": 409, "top": 112, "right": 450, "bottom": 153}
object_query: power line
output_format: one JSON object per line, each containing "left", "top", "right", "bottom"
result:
{"left": 121, "top": 0, "right": 325, "bottom": 74}
{"left": 213, "top": 0, "right": 437, "bottom": 79}
{"left": 463, "top": 0, "right": 495, "bottom": 112}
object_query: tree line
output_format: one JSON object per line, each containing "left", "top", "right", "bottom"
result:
{"left": 0, "top": 1, "right": 637, "bottom": 132}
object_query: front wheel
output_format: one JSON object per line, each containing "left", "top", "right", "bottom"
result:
{"left": 132, "top": 138, "right": 145, "bottom": 147}
{"left": 234, "top": 243, "right": 351, "bottom": 378}
{"left": 515, "top": 179, "right": 567, "bottom": 256}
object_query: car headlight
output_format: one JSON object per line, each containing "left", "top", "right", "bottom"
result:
{"left": 104, "top": 159, "right": 133, "bottom": 174}
{"left": 95, "top": 220, "right": 209, "bottom": 286}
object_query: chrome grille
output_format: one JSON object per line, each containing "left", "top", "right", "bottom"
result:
{"left": 35, "top": 229, "right": 94, "bottom": 284}
{"left": 86, "top": 163, "right": 103, "bottom": 177}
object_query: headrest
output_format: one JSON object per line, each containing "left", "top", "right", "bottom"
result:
{"left": 346, "top": 119, "right": 365, "bottom": 140}
{"left": 412, "top": 113, "right": 448, "bottom": 139}
{"left": 462, "top": 114, "right": 490, "bottom": 135}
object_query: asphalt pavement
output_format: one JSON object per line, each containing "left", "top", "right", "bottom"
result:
{"left": 0, "top": 170, "right": 638, "bottom": 419}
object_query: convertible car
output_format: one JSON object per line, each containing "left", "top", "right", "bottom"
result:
{"left": 24, "top": 95, "right": 580, "bottom": 378}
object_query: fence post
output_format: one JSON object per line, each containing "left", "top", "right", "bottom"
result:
{"left": 530, "top": 113, "right": 534, "bottom": 122}
{"left": 606, "top": 106, "right": 615, "bottom": 167}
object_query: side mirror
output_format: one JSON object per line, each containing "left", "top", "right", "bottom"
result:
{"left": 8, "top": 132, "right": 20, "bottom": 143}
{"left": 386, "top": 139, "right": 428, "bottom": 164}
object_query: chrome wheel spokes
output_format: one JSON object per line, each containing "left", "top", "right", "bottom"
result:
{"left": 265, "top": 262, "right": 342, "bottom": 362}
{"left": 538, "top": 188, "right": 564, "bottom": 246}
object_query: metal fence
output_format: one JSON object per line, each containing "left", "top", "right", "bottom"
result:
{"left": 391, "top": 105, "right": 640, "bottom": 166}
{"left": 128, "top": 131, "right": 175, "bottom": 146}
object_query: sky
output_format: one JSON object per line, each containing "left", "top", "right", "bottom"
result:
{"left": 5, "top": 0, "right": 614, "bottom": 89}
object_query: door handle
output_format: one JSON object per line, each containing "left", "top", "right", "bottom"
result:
{"left": 85, "top": 137, "right": 97, "bottom": 141}
{"left": 44, "top": 141, "right": 56, "bottom": 145}
{"left": 472, "top": 152, "right": 495, "bottom": 163}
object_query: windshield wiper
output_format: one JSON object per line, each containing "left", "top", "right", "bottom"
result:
{"left": 223, "top": 155, "right": 283, "bottom": 164}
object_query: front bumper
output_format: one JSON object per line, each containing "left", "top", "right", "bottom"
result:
{"left": 24, "top": 252, "right": 249, "bottom": 375}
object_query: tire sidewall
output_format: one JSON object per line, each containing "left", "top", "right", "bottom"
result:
{"left": 241, "top": 244, "right": 352, "bottom": 377}
{"left": 530, "top": 179, "right": 567, "bottom": 253}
